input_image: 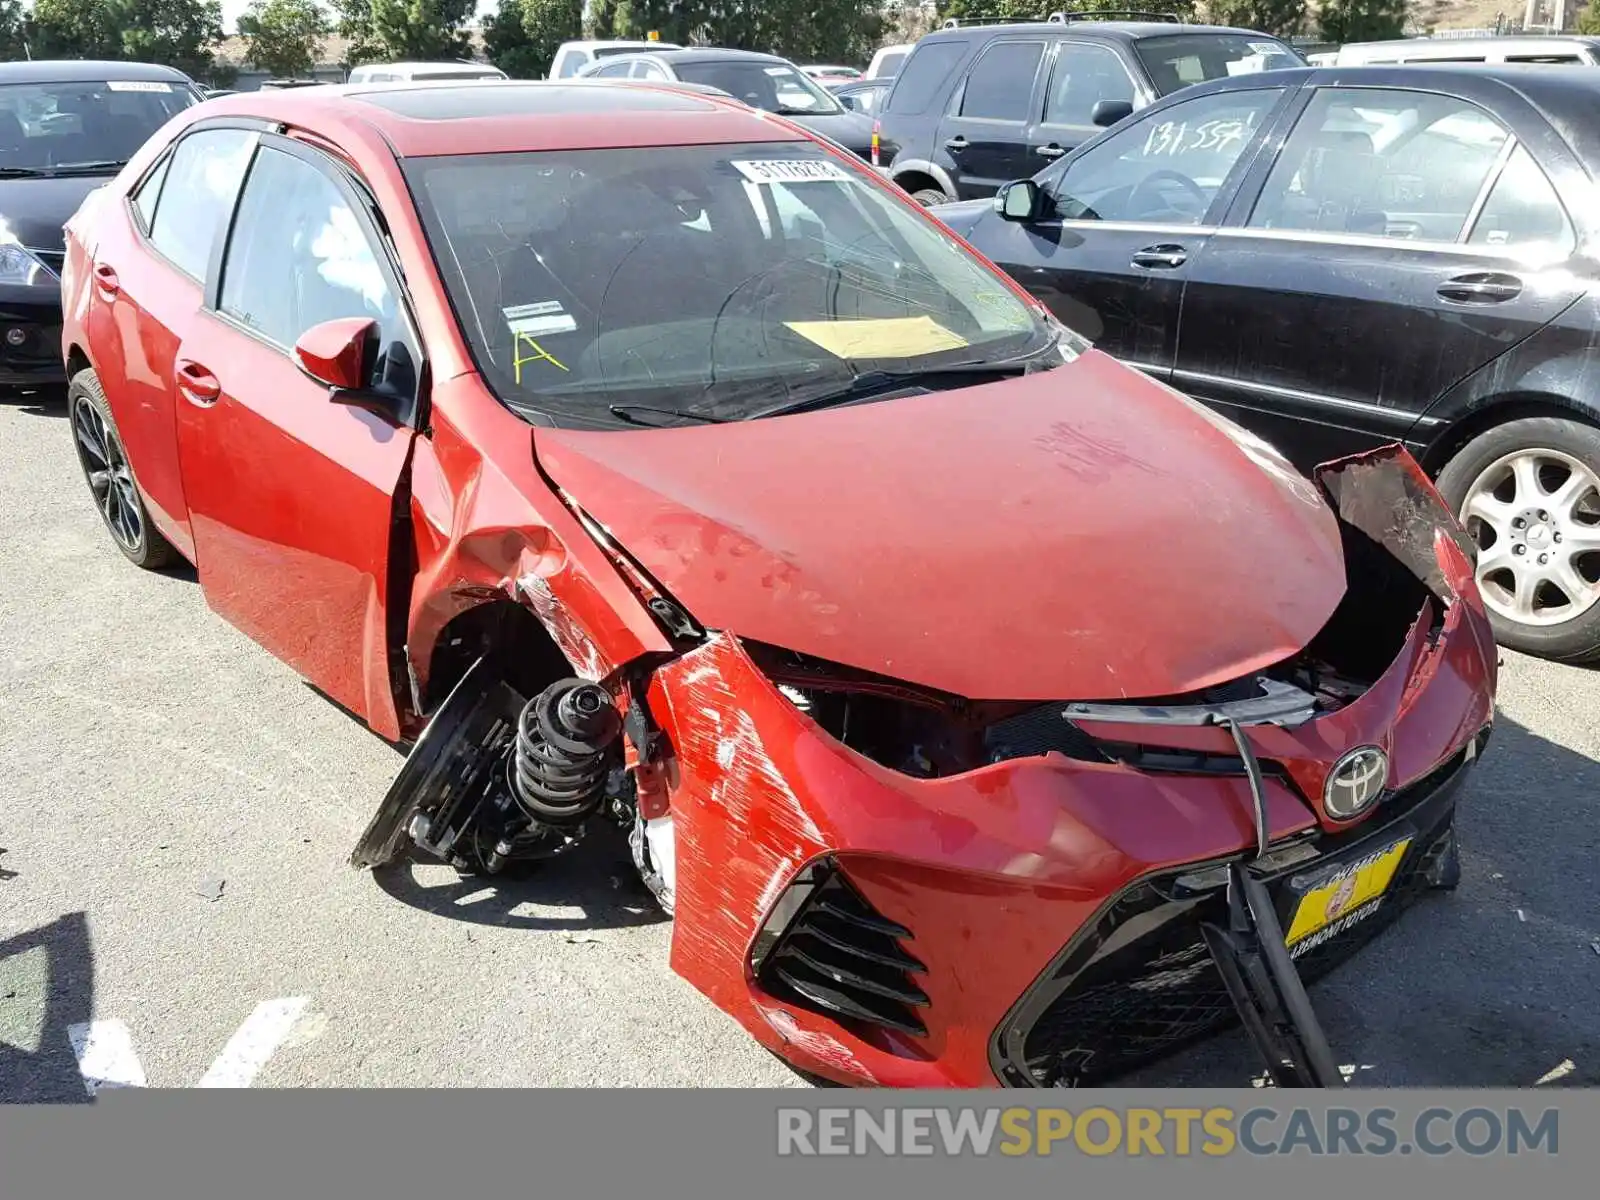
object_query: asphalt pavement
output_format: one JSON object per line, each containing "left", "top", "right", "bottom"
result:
{"left": 2, "top": 388, "right": 1596, "bottom": 1094}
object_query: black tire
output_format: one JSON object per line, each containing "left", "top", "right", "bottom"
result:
{"left": 67, "top": 367, "right": 180, "bottom": 571}
{"left": 1435, "top": 416, "right": 1600, "bottom": 663}
{"left": 909, "top": 187, "right": 950, "bottom": 207}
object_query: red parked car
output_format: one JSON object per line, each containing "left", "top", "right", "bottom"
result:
{"left": 61, "top": 80, "right": 1497, "bottom": 1088}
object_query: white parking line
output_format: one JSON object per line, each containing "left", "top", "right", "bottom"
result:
{"left": 66, "top": 1020, "right": 147, "bottom": 1095}
{"left": 197, "top": 996, "right": 310, "bottom": 1088}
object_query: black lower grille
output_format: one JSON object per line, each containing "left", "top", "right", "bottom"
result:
{"left": 754, "top": 860, "right": 929, "bottom": 1037}
{"left": 994, "top": 754, "right": 1468, "bottom": 1087}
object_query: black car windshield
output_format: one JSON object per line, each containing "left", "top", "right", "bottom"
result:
{"left": 673, "top": 61, "right": 844, "bottom": 114}
{"left": 406, "top": 141, "right": 1053, "bottom": 429}
{"left": 0, "top": 79, "right": 198, "bottom": 172}
{"left": 1134, "top": 33, "right": 1304, "bottom": 94}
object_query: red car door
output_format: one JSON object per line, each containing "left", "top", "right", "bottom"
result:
{"left": 85, "top": 127, "right": 258, "bottom": 560}
{"left": 172, "top": 136, "right": 423, "bottom": 739}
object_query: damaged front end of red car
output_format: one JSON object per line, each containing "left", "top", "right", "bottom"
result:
{"left": 352, "top": 428, "right": 1496, "bottom": 1089}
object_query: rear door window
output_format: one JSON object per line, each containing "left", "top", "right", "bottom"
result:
{"left": 1247, "top": 88, "right": 1510, "bottom": 243}
{"left": 959, "top": 40, "right": 1045, "bottom": 121}
{"left": 147, "top": 127, "right": 255, "bottom": 279}
{"left": 885, "top": 41, "right": 967, "bottom": 114}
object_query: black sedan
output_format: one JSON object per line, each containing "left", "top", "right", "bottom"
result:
{"left": 940, "top": 64, "right": 1600, "bottom": 663}
{"left": 0, "top": 60, "right": 201, "bottom": 391}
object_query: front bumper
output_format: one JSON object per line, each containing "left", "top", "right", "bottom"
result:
{"left": 991, "top": 742, "right": 1473, "bottom": 1086}
{"left": 646, "top": 449, "right": 1497, "bottom": 1087}
{"left": 0, "top": 280, "right": 65, "bottom": 387}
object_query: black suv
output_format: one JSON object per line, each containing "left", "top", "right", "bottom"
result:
{"left": 874, "top": 11, "right": 1303, "bottom": 204}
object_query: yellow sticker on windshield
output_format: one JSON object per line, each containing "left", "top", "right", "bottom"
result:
{"left": 784, "top": 316, "right": 970, "bottom": 360}
{"left": 513, "top": 333, "right": 568, "bottom": 383}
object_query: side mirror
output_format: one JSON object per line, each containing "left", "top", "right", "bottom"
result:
{"left": 995, "top": 178, "right": 1043, "bottom": 223}
{"left": 838, "top": 93, "right": 860, "bottom": 111}
{"left": 293, "top": 316, "right": 377, "bottom": 393}
{"left": 1091, "top": 99, "right": 1133, "bottom": 128}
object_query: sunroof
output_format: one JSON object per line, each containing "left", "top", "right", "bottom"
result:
{"left": 352, "top": 82, "right": 712, "bottom": 121}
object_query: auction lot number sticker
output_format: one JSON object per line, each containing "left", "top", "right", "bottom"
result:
{"left": 731, "top": 159, "right": 852, "bottom": 185}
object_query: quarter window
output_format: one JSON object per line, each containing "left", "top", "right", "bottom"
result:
{"left": 1468, "top": 143, "right": 1573, "bottom": 253}
{"left": 130, "top": 151, "right": 170, "bottom": 231}
{"left": 1044, "top": 43, "right": 1136, "bottom": 127}
{"left": 218, "top": 144, "right": 416, "bottom": 398}
{"left": 1048, "top": 88, "right": 1282, "bottom": 225}
{"left": 959, "top": 41, "right": 1045, "bottom": 122}
{"left": 148, "top": 128, "right": 255, "bottom": 279}
{"left": 1248, "top": 88, "right": 1510, "bottom": 242}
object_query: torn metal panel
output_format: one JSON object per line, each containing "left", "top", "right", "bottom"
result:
{"left": 1313, "top": 444, "right": 1478, "bottom": 603}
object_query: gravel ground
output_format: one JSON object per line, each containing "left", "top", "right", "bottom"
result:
{"left": 2, "top": 387, "right": 1596, "bottom": 1095}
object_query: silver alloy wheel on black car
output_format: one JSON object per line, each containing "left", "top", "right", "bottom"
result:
{"left": 67, "top": 367, "right": 179, "bottom": 571}
{"left": 1437, "top": 415, "right": 1600, "bottom": 662}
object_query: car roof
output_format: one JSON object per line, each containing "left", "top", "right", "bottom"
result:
{"left": 646, "top": 47, "right": 789, "bottom": 64}
{"left": 1342, "top": 34, "right": 1600, "bottom": 51}
{"left": 355, "top": 61, "right": 501, "bottom": 71}
{"left": 0, "top": 59, "right": 194, "bottom": 83}
{"left": 924, "top": 20, "right": 1285, "bottom": 43}
{"left": 195, "top": 80, "right": 811, "bottom": 157}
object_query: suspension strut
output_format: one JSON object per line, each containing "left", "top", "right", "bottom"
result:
{"left": 509, "top": 678, "right": 623, "bottom": 825}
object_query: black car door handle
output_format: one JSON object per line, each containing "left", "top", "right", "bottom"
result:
{"left": 943, "top": 135, "right": 968, "bottom": 151}
{"left": 1437, "top": 272, "right": 1523, "bottom": 304}
{"left": 1036, "top": 143, "right": 1066, "bottom": 159}
{"left": 1131, "top": 244, "right": 1188, "bottom": 269}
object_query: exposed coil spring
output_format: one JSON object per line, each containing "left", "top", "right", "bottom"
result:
{"left": 510, "top": 678, "right": 622, "bottom": 825}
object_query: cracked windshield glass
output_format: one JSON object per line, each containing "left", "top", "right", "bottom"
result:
{"left": 406, "top": 141, "right": 1059, "bottom": 429}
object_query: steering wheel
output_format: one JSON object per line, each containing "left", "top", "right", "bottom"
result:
{"left": 1125, "top": 168, "right": 1209, "bottom": 220}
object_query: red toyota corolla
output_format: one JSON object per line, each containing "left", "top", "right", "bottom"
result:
{"left": 61, "top": 80, "right": 1497, "bottom": 1088}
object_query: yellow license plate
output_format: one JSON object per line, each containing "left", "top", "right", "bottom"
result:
{"left": 1284, "top": 836, "right": 1413, "bottom": 955}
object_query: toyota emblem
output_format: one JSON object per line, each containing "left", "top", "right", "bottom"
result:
{"left": 1324, "top": 746, "right": 1389, "bottom": 820}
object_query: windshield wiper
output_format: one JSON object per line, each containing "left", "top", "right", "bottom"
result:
{"left": 49, "top": 159, "right": 128, "bottom": 175}
{"left": 0, "top": 166, "right": 49, "bottom": 178}
{"left": 746, "top": 347, "right": 1058, "bottom": 422}
{"left": 609, "top": 403, "right": 733, "bottom": 428}
{"left": 773, "top": 105, "right": 826, "bottom": 116}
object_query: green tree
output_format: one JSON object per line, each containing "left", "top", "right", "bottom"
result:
{"left": 368, "top": 0, "right": 476, "bottom": 59}
{"left": 331, "top": 0, "right": 382, "bottom": 64}
{"left": 238, "top": 0, "right": 329, "bottom": 77}
{"left": 120, "top": 0, "right": 226, "bottom": 80}
{"left": 32, "top": 0, "right": 224, "bottom": 76}
{"left": 1316, "top": 0, "right": 1406, "bottom": 41}
{"left": 1206, "top": 0, "right": 1306, "bottom": 34}
{"left": 522, "top": 0, "right": 581, "bottom": 67}
{"left": 1578, "top": 0, "right": 1600, "bottom": 32}
{"left": 588, "top": 0, "right": 618, "bottom": 37}
{"left": 484, "top": 0, "right": 577, "bottom": 76}
{"left": 0, "top": 0, "right": 26, "bottom": 59}
{"left": 28, "top": 0, "right": 123, "bottom": 59}
{"left": 939, "top": 0, "right": 1196, "bottom": 21}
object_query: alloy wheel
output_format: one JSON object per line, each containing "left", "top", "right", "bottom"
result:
{"left": 1461, "top": 447, "right": 1600, "bottom": 627}
{"left": 72, "top": 396, "right": 143, "bottom": 553}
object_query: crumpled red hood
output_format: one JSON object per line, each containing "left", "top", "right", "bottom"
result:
{"left": 536, "top": 350, "right": 1347, "bottom": 701}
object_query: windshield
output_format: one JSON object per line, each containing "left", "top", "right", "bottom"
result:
{"left": 1134, "top": 34, "right": 1304, "bottom": 94}
{"left": 0, "top": 79, "right": 198, "bottom": 172}
{"left": 673, "top": 61, "right": 844, "bottom": 114}
{"left": 406, "top": 141, "right": 1052, "bottom": 429}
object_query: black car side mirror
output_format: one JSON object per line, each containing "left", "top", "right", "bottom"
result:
{"left": 838, "top": 94, "right": 860, "bottom": 111}
{"left": 1091, "top": 99, "right": 1133, "bottom": 127}
{"left": 995, "top": 179, "right": 1044, "bottom": 223}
